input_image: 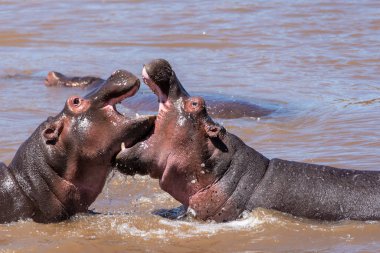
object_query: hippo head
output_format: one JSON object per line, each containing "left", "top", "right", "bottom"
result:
{"left": 116, "top": 84, "right": 227, "bottom": 207}
{"left": 52, "top": 70, "right": 154, "bottom": 163}
{"left": 10, "top": 70, "right": 155, "bottom": 222}
{"left": 45, "top": 70, "right": 155, "bottom": 198}
{"left": 117, "top": 60, "right": 222, "bottom": 205}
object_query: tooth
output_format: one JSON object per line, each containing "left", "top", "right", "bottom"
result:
{"left": 121, "top": 142, "right": 126, "bottom": 151}
{"left": 135, "top": 113, "right": 140, "bottom": 118}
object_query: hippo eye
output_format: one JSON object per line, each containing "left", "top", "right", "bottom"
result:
{"left": 73, "top": 97, "right": 81, "bottom": 106}
{"left": 192, "top": 102, "right": 198, "bottom": 107}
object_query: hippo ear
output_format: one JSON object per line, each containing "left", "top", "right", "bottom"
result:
{"left": 43, "top": 119, "right": 64, "bottom": 145}
{"left": 205, "top": 122, "right": 225, "bottom": 139}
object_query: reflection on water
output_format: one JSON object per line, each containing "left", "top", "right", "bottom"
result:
{"left": 0, "top": 0, "right": 379, "bottom": 252}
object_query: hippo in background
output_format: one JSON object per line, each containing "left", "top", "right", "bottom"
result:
{"left": 44, "top": 71, "right": 103, "bottom": 88}
{"left": 44, "top": 70, "right": 274, "bottom": 119}
{"left": 0, "top": 70, "right": 155, "bottom": 223}
{"left": 116, "top": 59, "right": 380, "bottom": 222}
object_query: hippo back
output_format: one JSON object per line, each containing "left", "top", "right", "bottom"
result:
{"left": 248, "top": 158, "right": 380, "bottom": 220}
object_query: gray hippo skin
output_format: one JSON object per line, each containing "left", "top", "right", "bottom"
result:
{"left": 45, "top": 70, "right": 273, "bottom": 119}
{"left": 0, "top": 70, "right": 155, "bottom": 223}
{"left": 116, "top": 59, "right": 380, "bottom": 222}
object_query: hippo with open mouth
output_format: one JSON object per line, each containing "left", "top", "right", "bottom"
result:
{"left": 116, "top": 59, "right": 380, "bottom": 222}
{"left": 0, "top": 70, "right": 154, "bottom": 223}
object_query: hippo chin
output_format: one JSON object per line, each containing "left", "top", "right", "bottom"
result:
{"left": 0, "top": 70, "right": 155, "bottom": 223}
{"left": 44, "top": 70, "right": 273, "bottom": 119}
{"left": 116, "top": 59, "right": 380, "bottom": 222}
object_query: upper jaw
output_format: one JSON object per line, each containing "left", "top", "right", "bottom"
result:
{"left": 86, "top": 70, "right": 141, "bottom": 108}
{"left": 107, "top": 83, "right": 140, "bottom": 107}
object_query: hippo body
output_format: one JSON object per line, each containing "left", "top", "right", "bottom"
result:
{"left": 116, "top": 59, "right": 380, "bottom": 222}
{"left": 45, "top": 71, "right": 273, "bottom": 119}
{"left": 249, "top": 158, "right": 380, "bottom": 221}
{"left": 0, "top": 70, "right": 154, "bottom": 223}
{"left": 185, "top": 129, "right": 380, "bottom": 222}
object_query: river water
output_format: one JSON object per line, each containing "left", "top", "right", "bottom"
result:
{"left": 0, "top": 0, "right": 379, "bottom": 252}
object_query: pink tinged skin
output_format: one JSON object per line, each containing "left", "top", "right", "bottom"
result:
{"left": 142, "top": 66, "right": 170, "bottom": 114}
{"left": 189, "top": 183, "right": 230, "bottom": 221}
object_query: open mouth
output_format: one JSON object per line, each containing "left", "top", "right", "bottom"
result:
{"left": 105, "top": 80, "right": 156, "bottom": 146}
{"left": 86, "top": 70, "right": 156, "bottom": 165}
{"left": 107, "top": 83, "right": 140, "bottom": 107}
{"left": 94, "top": 70, "right": 142, "bottom": 116}
{"left": 142, "top": 66, "right": 167, "bottom": 103}
{"left": 105, "top": 83, "right": 141, "bottom": 118}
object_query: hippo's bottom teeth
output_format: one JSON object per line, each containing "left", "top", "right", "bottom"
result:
{"left": 121, "top": 142, "right": 126, "bottom": 151}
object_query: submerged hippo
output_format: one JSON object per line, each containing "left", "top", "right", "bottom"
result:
{"left": 45, "top": 70, "right": 273, "bottom": 119}
{"left": 0, "top": 70, "right": 154, "bottom": 223}
{"left": 116, "top": 59, "right": 380, "bottom": 222}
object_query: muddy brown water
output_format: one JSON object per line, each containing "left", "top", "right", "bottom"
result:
{"left": 1, "top": 1, "right": 379, "bottom": 252}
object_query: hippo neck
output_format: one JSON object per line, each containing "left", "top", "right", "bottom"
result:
{"left": 188, "top": 132, "right": 270, "bottom": 222}
{"left": 8, "top": 127, "right": 80, "bottom": 222}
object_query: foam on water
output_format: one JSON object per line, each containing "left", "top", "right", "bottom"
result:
{"left": 117, "top": 223, "right": 168, "bottom": 238}
{"left": 116, "top": 211, "right": 266, "bottom": 239}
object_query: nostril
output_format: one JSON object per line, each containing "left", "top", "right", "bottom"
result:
{"left": 73, "top": 97, "right": 81, "bottom": 106}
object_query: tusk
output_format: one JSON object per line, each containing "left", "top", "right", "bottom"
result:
{"left": 121, "top": 142, "right": 126, "bottom": 151}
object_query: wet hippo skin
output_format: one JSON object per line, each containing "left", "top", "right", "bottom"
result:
{"left": 45, "top": 71, "right": 273, "bottom": 119}
{"left": 0, "top": 70, "right": 155, "bottom": 223}
{"left": 116, "top": 59, "right": 380, "bottom": 222}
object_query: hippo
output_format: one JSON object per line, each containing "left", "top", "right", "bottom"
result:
{"left": 0, "top": 70, "right": 154, "bottom": 223}
{"left": 44, "top": 70, "right": 273, "bottom": 119}
{"left": 45, "top": 71, "right": 103, "bottom": 88}
{"left": 116, "top": 59, "right": 380, "bottom": 222}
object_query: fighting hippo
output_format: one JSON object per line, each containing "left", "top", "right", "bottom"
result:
{"left": 45, "top": 70, "right": 273, "bottom": 119}
{"left": 0, "top": 70, "right": 154, "bottom": 223}
{"left": 116, "top": 59, "right": 380, "bottom": 222}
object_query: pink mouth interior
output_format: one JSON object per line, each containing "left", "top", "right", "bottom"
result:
{"left": 142, "top": 67, "right": 168, "bottom": 103}
{"left": 107, "top": 84, "right": 139, "bottom": 106}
